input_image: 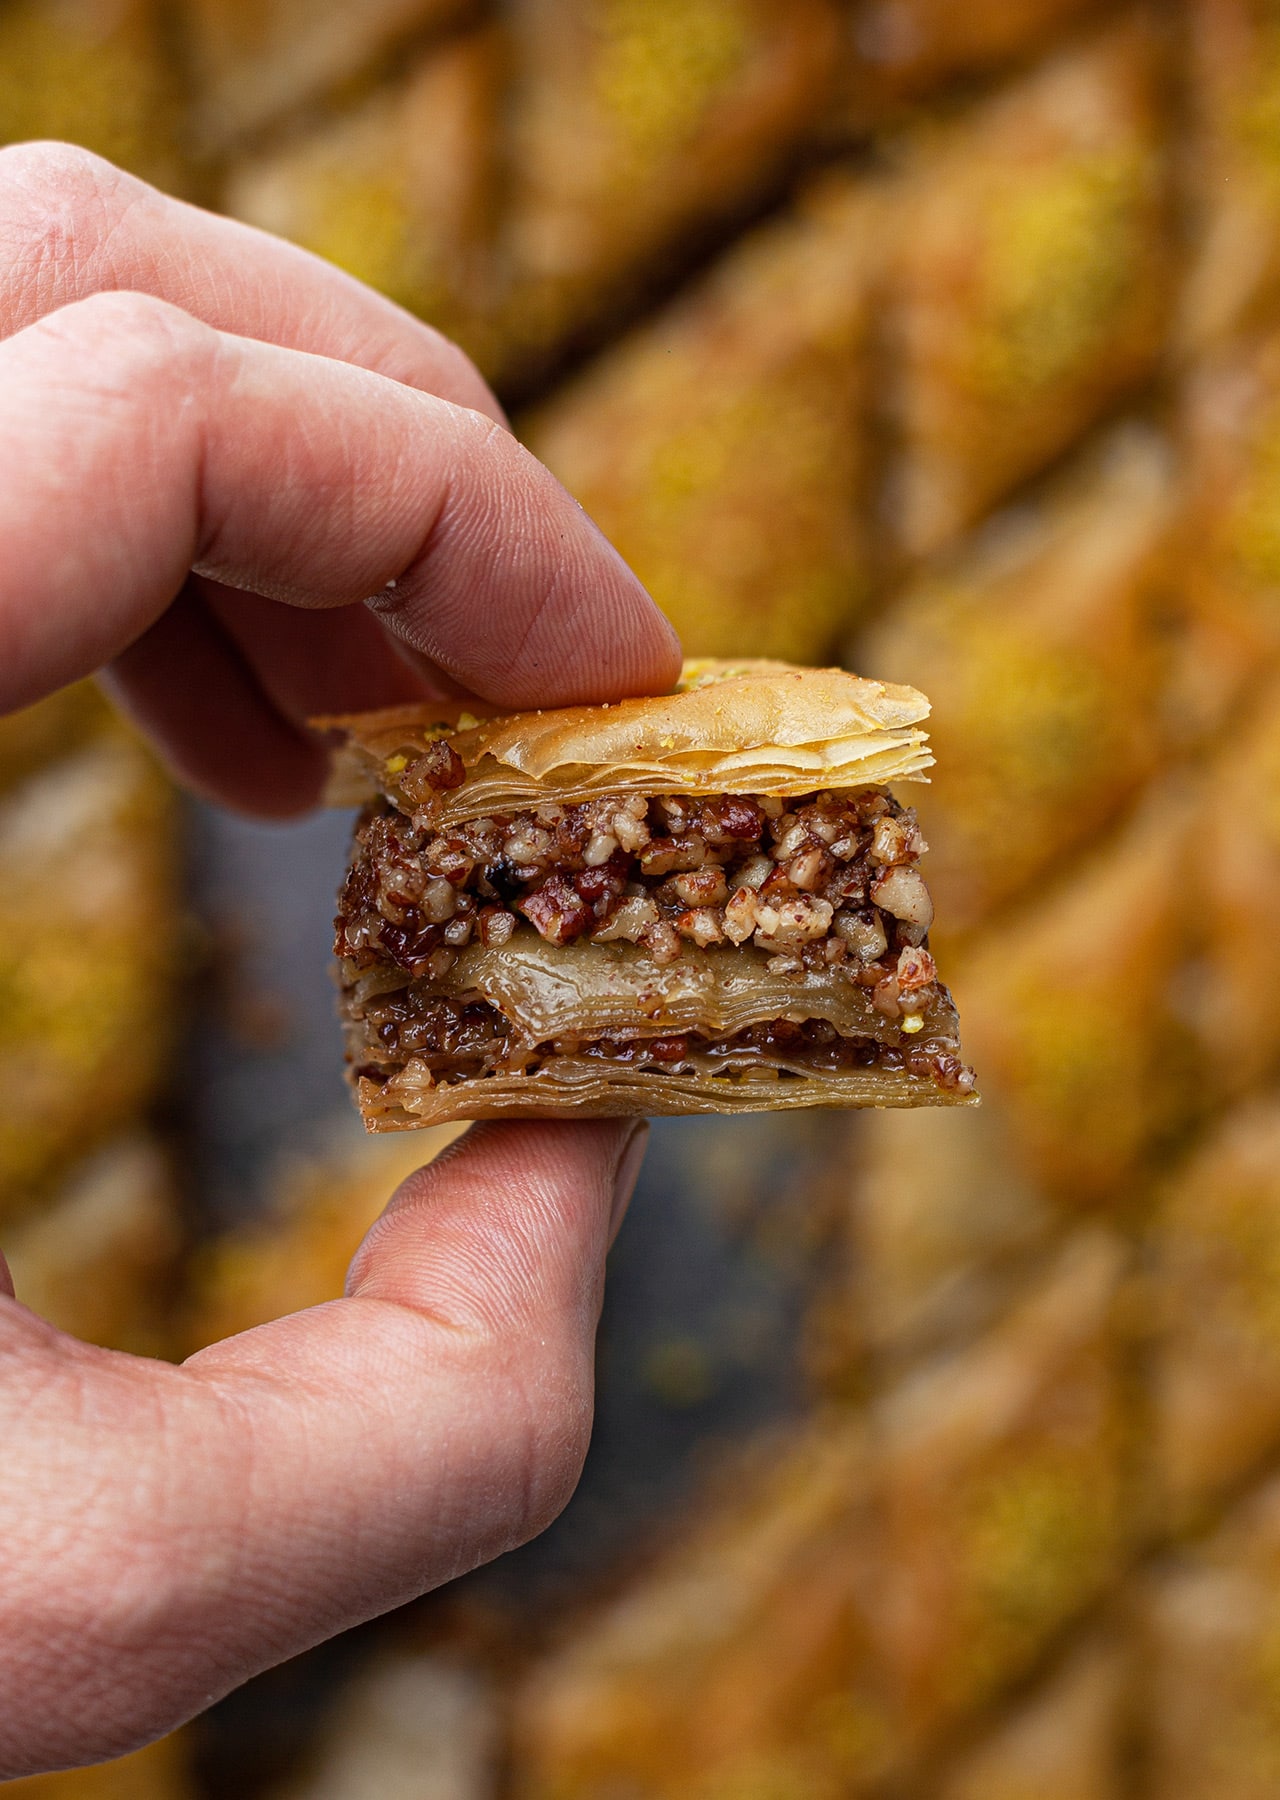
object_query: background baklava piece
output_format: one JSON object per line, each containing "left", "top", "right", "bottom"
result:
{"left": 1147, "top": 1094, "right": 1280, "bottom": 1533}
{"left": 525, "top": 176, "right": 880, "bottom": 660}
{"left": 268, "top": 1649, "right": 498, "bottom": 1800}
{"left": 1179, "top": 0, "right": 1280, "bottom": 354}
{"left": 1141, "top": 1474, "right": 1280, "bottom": 1800}
{"left": 817, "top": 1101, "right": 1053, "bottom": 1388}
{"left": 951, "top": 789, "right": 1197, "bottom": 1207}
{"left": 931, "top": 1633, "right": 1130, "bottom": 1800}
{"left": 512, "top": 1421, "right": 879, "bottom": 1800}
{"left": 1188, "top": 671, "right": 1280, "bottom": 1097}
{"left": 881, "top": 14, "right": 1171, "bottom": 558}
{"left": 496, "top": 0, "right": 842, "bottom": 384}
{"left": 859, "top": 425, "right": 1175, "bottom": 943}
{"left": 0, "top": 682, "right": 112, "bottom": 801}
{"left": 182, "top": 1127, "right": 461, "bottom": 1352}
{"left": 0, "top": 0, "right": 182, "bottom": 193}
{"left": 834, "top": 0, "right": 1118, "bottom": 128}
{"left": 1178, "top": 331, "right": 1280, "bottom": 699}
{"left": 0, "top": 725, "right": 179, "bottom": 1219}
{"left": 869, "top": 1231, "right": 1131, "bottom": 1748}
{"left": 180, "top": 0, "right": 474, "bottom": 153}
{"left": 224, "top": 31, "right": 503, "bottom": 369}
{"left": 3, "top": 1134, "right": 182, "bottom": 1358}
{"left": 0, "top": 1732, "right": 194, "bottom": 1800}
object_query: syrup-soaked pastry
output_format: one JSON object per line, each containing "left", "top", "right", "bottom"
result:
{"left": 324, "top": 658, "right": 976, "bottom": 1128}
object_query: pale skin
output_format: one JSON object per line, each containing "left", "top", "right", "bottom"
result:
{"left": 0, "top": 141, "right": 681, "bottom": 1777}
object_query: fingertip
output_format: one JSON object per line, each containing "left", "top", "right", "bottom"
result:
{"left": 346, "top": 1116, "right": 645, "bottom": 1328}
{"left": 649, "top": 607, "right": 686, "bottom": 686}
{"left": 550, "top": 521, "right": 684, "bottom": 704}
{"left": 367, "top": 412, "right": 683, "bottom": 709}
{"left": 387, "top": 1116, "right": 645, "bottom": 1218}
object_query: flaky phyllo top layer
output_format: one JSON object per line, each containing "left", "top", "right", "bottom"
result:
{"left": 321, "top": 658, "right": 934, "bottom": 825}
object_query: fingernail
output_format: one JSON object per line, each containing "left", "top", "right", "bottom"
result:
{"left": 609, "top": 1122, "right": 649, "bottom": 1247}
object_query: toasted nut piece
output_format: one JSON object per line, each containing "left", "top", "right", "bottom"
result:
{"left": 476, "top": 907, "right": 516, "bottom": 947}
{"left": 788, "top": 847, "right": 829, "bottom": 891}
{"left": 896, "top": 944, "right": 937, "bottom": 992}
{"left": 424, "top": 839, "right": 474, "bottom": 884}
{"left": 639, "top": 837, "right": 706, "bottom": 877}
{"left": 504, "top": 823, "right": 553, "bottom": 865}
{"left": 754, "top": 895, "right": 834, "bottom": 946}
{"left": 639, "top": 919, "right": 682, "bottom": 964}
{"left": 773, "top": 822, "right": 811, "bottom": 860}
{"left": 677, "top": 908, "right": 724, "bottom": 946}
{"left": 584, "top": 831, "right": 620, "bottom": 867}
{"left": 833, "top": 908, "right": 887, "bottom": 961}
{"left": 610, "top": 801, "right": 651, "bottom": 852}
{"left": 869, "top": 814, "right": 926, "bottom": 866}
{"left": 673, "top": 866, "right": 729, "bottom": 908}
{"left": 420, "top": 877, "right": 457, "bottom": 923}
{"left": 872, "top": 974, "right": 901, "bottom": 1020}
{"left": 592, "top": 894, "right": 659, "bottom": 942}
{"left": 871, "top": 865, "right": 934, "bottom": 933}
{"left": 723, "top": 886, "right": 760, "bottom": 945}
{"left": 733, "top": 854, "right": 774, "bottom": 891}
{"left": 519, "top": 874, "right": 593, "bottom": 944}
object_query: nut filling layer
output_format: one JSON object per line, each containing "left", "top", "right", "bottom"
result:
{"left": 336, "top": 789, "right": 975, "bottom": 1097}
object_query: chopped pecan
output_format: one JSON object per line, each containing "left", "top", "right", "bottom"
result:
{"left": 519, "top": 874, "right": 593, "bottom": 944}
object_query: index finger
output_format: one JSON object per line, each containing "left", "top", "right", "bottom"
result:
{"left": 0, "top": 140, "right": 501, "bottom": 418}
{"left": 0, "top": 291, "right": 681, "bottom": 774}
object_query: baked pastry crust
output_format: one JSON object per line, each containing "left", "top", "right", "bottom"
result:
{"left": 361, "top": 1058, "right": 959, "bottom": 1129}
{"left": 320, "top": 658, "right": 933, "bottom": 825}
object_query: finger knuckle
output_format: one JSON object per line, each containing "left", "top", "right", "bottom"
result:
{"left": 40, "top": 288, "right": 214, "bottom": 378}
{"left": 0, "top": 137, "right": 123, "bottom": 199}
{"left": 375, "top": 314, "right": 499, "bottom": 417}
{"left": 0, "top": 141, "right": 137, "bottom": 297}
{"left": 420, "top": 328, "right": 496, "bottom": 414}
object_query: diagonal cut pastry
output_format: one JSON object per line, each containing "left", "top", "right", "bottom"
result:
{"left": 323, "top": 659, "right": 976, "bottom": 1127}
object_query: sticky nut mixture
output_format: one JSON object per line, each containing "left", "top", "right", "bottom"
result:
{"left": 336, "top": 789, "right": 975, "bottom": 1094}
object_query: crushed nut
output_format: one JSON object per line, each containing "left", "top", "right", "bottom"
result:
{"left": 896, "top": 944, "right": 937, "bottom": 992}
{"left": 420, "top": 877, "right": 457, "bottom": 924}
{"left": 788, "top": 846, "right": 829, "bottom": 891}
{"left": 678, "top": 907, "right": 725, "bottom": 946}
{"left": 723, "top": 886, "right": 760, "bottom": 945}
{"left": 755, "top": 895, "right": 834, "bottom": 946}
{"left": 584, "top": 831, "right": 620, "bottom": 867}
{"left": 871, "top": 865, "right": 934, "bottom": 934}
{"left": 672, "top": 866, "right": 729, "bottom": 908}
{"left": 592, "top": 895, "right": 659, "bottom": 942}
{"left": 639, "top": 919, "right": 682, "bottom": 965}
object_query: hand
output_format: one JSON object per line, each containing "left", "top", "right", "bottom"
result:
{"left": 0, "top": 141, "right": 675, "bottom": 1776}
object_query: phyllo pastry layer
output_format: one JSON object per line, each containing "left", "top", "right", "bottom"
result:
{"left": 325, "top": 660, "right": 976, "bottom": 1127}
